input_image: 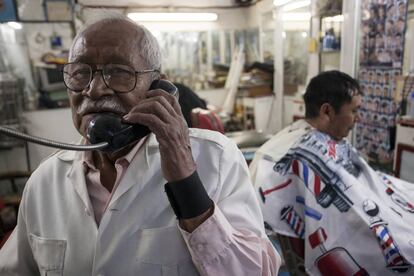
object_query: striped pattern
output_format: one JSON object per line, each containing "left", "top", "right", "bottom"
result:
{"left": 291, "top": 159, "right": 325, "bottom": 197}
{"left": 373, "top": 225, "right": 406, "bottom": 269}
{"left": 281, "top": 206, "right": 305, "bottom": 239}
{"left": 328, "top": 140, "right": 337, "bottom": 159}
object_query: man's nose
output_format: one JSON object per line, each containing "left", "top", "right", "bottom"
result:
{"left": 355, "top": 112, "right": 361, "bottom": 123}
{"left": 82, "top": 72, "right": 114, "bottom": 99}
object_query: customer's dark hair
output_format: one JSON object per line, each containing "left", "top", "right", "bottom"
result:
{"left": 304, "top": 70, "right": 361, "bottom": 118}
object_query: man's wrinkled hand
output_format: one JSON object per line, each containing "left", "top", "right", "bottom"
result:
{"left": 123, "top": 89, "right": 196, "bottom": 182}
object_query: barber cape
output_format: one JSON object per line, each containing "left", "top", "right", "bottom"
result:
{"left": 249, "top": 119, "right": 313, "bottom": 181}
{"left": 255, "top": 130, "right": 414, "bottom": 276}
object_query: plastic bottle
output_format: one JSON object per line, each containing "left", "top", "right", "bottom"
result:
{"left": 322, "top": 33, "right": 334, "bottom": 50}
{"left": 322, "top": 29, "right": 335, "bottom": 51}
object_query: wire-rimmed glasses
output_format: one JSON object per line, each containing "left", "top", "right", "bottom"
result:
{"left": 62, "top": 63, "right": 160, "bottom": 93}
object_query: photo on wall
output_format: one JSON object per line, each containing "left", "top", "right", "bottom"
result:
{"left": 0, "top": 0, "right": 18, "bottom": 22}
{"left": 357, "top": 0, "right": 408, "bottom": 166}
{"left": 359, "top": 0, "right": 407, "bottom": 68}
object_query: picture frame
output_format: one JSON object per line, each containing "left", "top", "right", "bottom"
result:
{"left": 0, "top": 0, "right": 18, "bottom": 22}
{"left": 394, "top": 143, "right": 414, "bottom": 183}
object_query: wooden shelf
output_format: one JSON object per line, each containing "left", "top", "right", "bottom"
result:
{"left": 0, "top": 171, "right": 31, "bottom": 181}
{"left": 398, "top": 118, "right": 414, "bottom": 128}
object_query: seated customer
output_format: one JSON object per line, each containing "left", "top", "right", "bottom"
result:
{"left": 251, "top": 71, "right": 414, "bottom": 275}
{"left": 174, "top": 82, "right": 207, "bottom": 127}
{"left": 175, "top": 82, "right": 224, "bottom": 133}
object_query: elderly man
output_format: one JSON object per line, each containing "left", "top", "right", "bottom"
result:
{"left": 252, "top": 71, "right": 414, "bottom": 275}
{"left": 0, "top": 13, "right": 280, "bottom": 275}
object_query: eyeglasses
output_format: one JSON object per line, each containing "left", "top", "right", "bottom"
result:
{"left": 62, "top": 63, "right": 160, "bottom": 93}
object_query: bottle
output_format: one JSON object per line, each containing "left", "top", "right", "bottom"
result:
{"left": 322, "top": 29, "right": 335, "bottom": 50}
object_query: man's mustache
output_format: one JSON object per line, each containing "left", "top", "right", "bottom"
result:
{"left": 77, "top": 97, "right": 127, "bottom": 115}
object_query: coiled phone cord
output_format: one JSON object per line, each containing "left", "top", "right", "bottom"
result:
{"left": 0, "top": 125, "right": 108, "bottom": 151}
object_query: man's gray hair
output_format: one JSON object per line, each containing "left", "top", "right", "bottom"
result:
{"left": 72, "top": 10, "right": 162, "bottom": 70}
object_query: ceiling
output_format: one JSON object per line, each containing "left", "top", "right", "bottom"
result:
{"left": 77, "top": 0, "right": 251, "bottom": 8}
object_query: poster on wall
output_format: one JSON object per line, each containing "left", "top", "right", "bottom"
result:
{"left": 0, "top": 0, "right": 18, "bottom": 22}
{"left": 356, "top": 0, "right": 408, "bottom": 167}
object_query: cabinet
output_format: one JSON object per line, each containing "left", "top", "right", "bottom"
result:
{"left": 394, "top": 119, "right": 414, "bottom": 183}
{"left": 283, "top": 96, "right": 305, "bottom": 127}
{"left": 241, "top": 96, "right": 274, "bottom": 132}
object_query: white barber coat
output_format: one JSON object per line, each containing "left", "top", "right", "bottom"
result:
{"left": 0, "top": 129, "right": 269, "bottom": 276}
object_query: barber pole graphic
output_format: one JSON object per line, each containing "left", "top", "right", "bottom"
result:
{"left": 280, "top": 205, "right": 305, "bottom": 239}
{"left": 363, "top": 200, "right": 411, "bottom": 273}
{"left": 372, "top": 223, "right": 410, "bottom": 272}
{"left": 290, "top": 159, "right": 352, "bottom": 212}
{"left": 309, "top": 228, "right": 368, "bottom": 276}
{"left": 291, "top": 160, "right": 325, "bottom": 198}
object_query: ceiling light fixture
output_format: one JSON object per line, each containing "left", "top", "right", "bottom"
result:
{"left": 273, "top": 0, "right": 294, "bottom": 6}
{"left": 127, "top": 12, "right": 218, "bottom": 22}
{"left": 323, "top": 15, "right": 344, "bottom": 23}
{"left": 283, "top": 0, "right": 311, "bottom": 12}
{"left": 278, "top": 12, "right": 311, "bottom": 21}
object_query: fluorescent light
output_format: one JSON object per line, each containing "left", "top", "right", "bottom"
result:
{"left": 283, "top": 0, "right": 311, "bottom": 12}
{"left": 127, "top": 12, "right": 218, "bottom": 22}
{"left": 302, "top": 31, "right": 308, "bottom": 37}
{"left": 323, "top": 15, "right": 344, "bottom": 23}
{"left": 7, "top": 22, "right": 22, "bottom": 30}
{"left": 282, "top": 31, "right": 286, "bottom": 38}
{"left": 273, "top": 0, "right": 294, "bottom": 6}
{"left": 281, "top": 12, "right": 311, "bottom": 21}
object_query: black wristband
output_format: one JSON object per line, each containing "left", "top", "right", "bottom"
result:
{"left": 164, "top": 171, "right": 213, "bottom": 219}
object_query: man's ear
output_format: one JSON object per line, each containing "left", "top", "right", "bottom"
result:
{"left": 319, "top": 103, "right": 334, "bottom": 121}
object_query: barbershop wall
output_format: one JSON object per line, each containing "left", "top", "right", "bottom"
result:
{"left": 0, "top": 22, "right": 75, "bottom": 174}
{"left": 0, "top": 25, "right": 36, "bottom": 105}
{"left": 0, "top": 109, "right": 79, "bottom": 174}
{"left": 24, "top": 23, "right": 73, "bottom": 67}
{"left": 403, "top": 10, "right": 414, "bottom": 74}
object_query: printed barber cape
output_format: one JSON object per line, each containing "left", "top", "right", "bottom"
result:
{"left": 255, "top": 130, "right": 414, "bottom": 276}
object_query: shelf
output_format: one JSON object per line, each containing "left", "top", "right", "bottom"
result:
{"left": 320, "top": 50, "right": 341, "bottom": 54}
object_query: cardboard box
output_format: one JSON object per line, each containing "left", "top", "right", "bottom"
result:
{"left": 46, "top": 2, "right": 72, "bottom": 21}
{"left": 284, "top": 84, "right": 298, "bottom": 96}
{"left": 246, "top": 85, "right": 273, "bottom": 97}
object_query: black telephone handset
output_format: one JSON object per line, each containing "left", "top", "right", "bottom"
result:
{"left": 87, "top": 80, "right": 179, "bottom": 152}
